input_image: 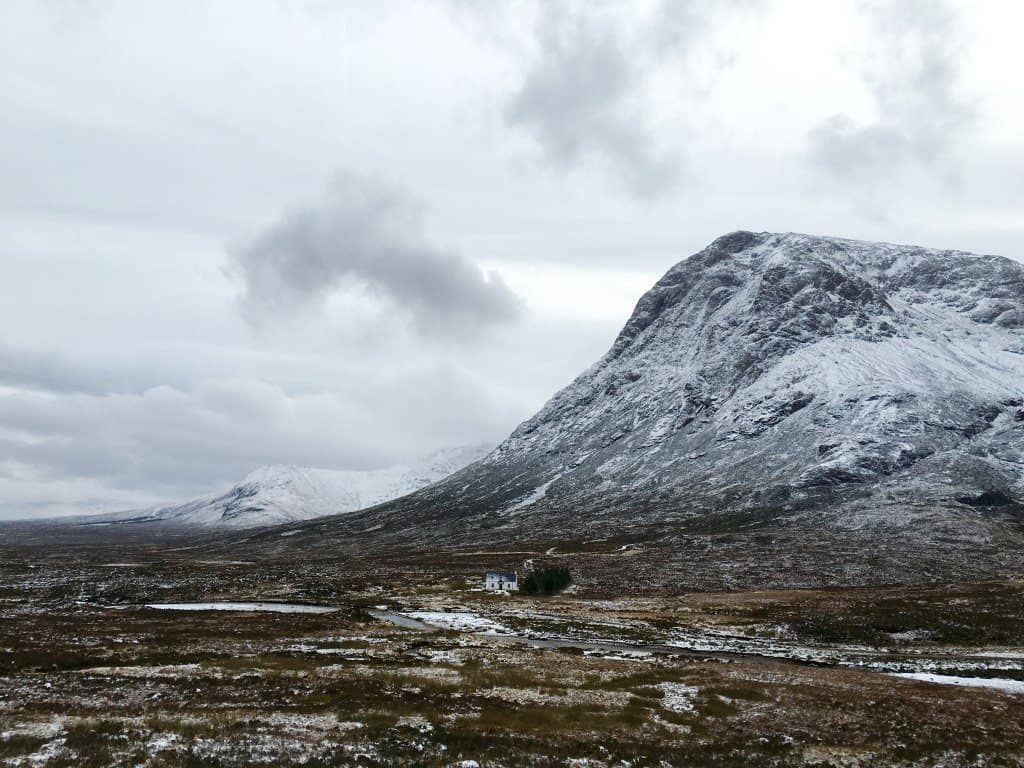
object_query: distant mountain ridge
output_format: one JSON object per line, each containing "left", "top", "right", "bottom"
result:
{"left": 81, "top": 444, "right": 490, "bottom": 529}
{"left": 247, "top": 232, "right": 1024, "bottom": 589}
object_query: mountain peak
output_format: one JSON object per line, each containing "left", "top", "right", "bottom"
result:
{"left": 612, "top": 230, "right": 1023, "bottom": 361}
{"left": 235, "top": 232, "right": 1024, "bottom": 590}
{"left": 80, "top": 444, "right": 491, "bottom": 529}
{"left": 259, "top": 233, "right": 1024, "bottom": 589}
{"left": 413, "top": 235, "right": 1020, "bottom": 547}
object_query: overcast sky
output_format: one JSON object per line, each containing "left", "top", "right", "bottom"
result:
{"left": 1, "top": 0, "right": 1022, "bottom": 518}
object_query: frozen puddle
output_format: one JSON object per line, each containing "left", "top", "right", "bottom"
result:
{"left": 404, "top": 610, "right": 511, "bottom": 635}
{"left": 145, "top": 602, "right": 339, "bottom": 614}
{"left": 889, "top": 672, "right": 1024, "bottom": 694}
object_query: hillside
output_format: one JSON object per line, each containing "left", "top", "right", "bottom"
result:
{"left": 78, "top": 445, "right": 490, "bottom": 529}
{"left": 242, "top": 232, "right": 1024, "bottom": 588}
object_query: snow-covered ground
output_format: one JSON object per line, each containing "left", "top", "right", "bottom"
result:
{"left": 655, "top": 682, "right": 700, "bottom": 712}
{"left": 888, "top": 672, "right": 1024, "bottom": 694}
{"left": 145, "top": 602, "right": 340, "bottom": 614}
{"left": 403, "top": 610, "right": 512, "bottom": 635}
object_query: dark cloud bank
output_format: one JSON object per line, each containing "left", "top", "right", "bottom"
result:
{"left": 230, "top": 173, "right": 524, "bottom": 338}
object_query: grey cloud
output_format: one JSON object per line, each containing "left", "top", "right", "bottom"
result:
{"left": 807, "top": 0, "right": 975, "bottom": 185}
{"left": 504, "top": 4, "right": 680, "bottom": 198}
{"left": 502, "top": 1, "right": 758, "bottom": 198}
{"left": 229, "top": 173, "right": 524, "bottom": 337}
{"left": 0, "top": 368, "right": 520, "bottom": 518}
{"left": 4, "top": 0, "right": 1020, "bottom": 522}
{"left": 0, "top": 341, "right": 174, "bottom": 396}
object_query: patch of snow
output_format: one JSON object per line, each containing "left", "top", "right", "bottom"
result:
{"left": 147, "top": 733, "right": 181, "bottom": 755}
{"left": 403, "top": 610, "right": 511, "bottom": 635}
{"left": 656, "top": 682, "right": 700, "bottom": 713}
{"left": 585, "top": 650, "right": 654, "bottom": 662}
{"left": 145, "top": 602, "right": 339, "bottom": 614}
{"left": 888, "top": 629, "right": 934, "bottom": 643}
{"left": 505, "top": 476, "right": 560, "bottom": 512}
{"left": 396, "top": 714, "right": 434, "bottom": 733}
{"left": 78, "top": 664, "right": 203, "bottom": 678}
{"left": 888, "top": 673, "right": 1024, "bottom": 693}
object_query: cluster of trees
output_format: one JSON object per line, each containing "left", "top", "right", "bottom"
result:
{"left": 520, "top": 565, "right": 571, "bottom": 596}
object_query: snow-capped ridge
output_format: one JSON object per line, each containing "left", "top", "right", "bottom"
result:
{"left": 85, "top": 444, "right": 491, "bottom": 529}
{"left": 417, "top": 231, "right": 1024, "bottom": 521}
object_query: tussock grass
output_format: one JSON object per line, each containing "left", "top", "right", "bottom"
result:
{"left": 4, "top": 554, "right": 1024, "bottom": 766}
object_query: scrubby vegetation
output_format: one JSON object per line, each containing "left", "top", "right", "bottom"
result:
{"left": 520, "top": 565, "right": 572, "bottom": 595}
{"left": 4, "top": 542, "right": 1024, "bottom": 765}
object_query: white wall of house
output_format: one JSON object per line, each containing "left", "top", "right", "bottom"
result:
{"left": 485, "top": 572, "right": 518, "bottom": 591}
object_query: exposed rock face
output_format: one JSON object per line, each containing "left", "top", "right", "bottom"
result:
{"left": 254, "top": 232, "right": 1024, "bottom": 589}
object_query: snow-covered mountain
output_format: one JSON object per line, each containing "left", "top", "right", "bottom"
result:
{"left": 460, "top": 230, "right": 1024, "bottom": 508}
{"left": 255, "top": 232, "right": 1024, "bottom": 588}
{"left": 86, "top": 445, "right": 490, "bottom": 529}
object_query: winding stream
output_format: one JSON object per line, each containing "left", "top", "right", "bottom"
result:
{"left": 367, "top": 608, "right": 1024, "bottom": 692}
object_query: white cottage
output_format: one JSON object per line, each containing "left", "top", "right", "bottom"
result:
{"left": 484, "top": 570, "right": 518, "bottom": 591}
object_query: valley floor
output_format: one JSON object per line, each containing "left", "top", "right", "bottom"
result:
{"left": 2, "top": 546, "right": 1024, "bottom": 766}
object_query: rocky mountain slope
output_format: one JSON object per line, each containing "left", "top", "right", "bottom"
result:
{"left": 246, "top": 232, "right": 1024, "bottom": 588}
{"left": 468, "top": 230, "right": 1024, "bottom": 506}
{"left": 81, "top": 445, "right": 490, "bottom": 529}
